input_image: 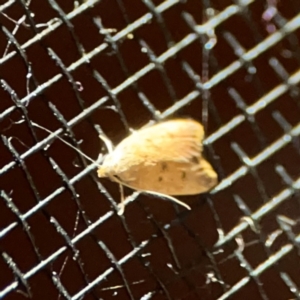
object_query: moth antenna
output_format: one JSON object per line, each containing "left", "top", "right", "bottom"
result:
{"left": 116, "top": 189, "right": 191, "bottom": 214}
{"left": 31, "top": 122, "right": 96, "bottom": 164}
{"left": 142, "top": 191, "right": 191, "bottom": 210}
{"left": 108, "top": 173, "right": 192, "bottom": 213}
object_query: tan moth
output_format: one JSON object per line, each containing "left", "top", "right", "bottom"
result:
{"left": 32, "top": 119, "right": 217, "bottom": 214}
{"left": 98, "top": 119, "right": 218, "bottom": 214}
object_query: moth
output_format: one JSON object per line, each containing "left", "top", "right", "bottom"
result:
{"left": 33, "top": 119, "right": 217, "bottom": 214}
{"left": 97, "top": 119, "right": 218, "bottom": 214}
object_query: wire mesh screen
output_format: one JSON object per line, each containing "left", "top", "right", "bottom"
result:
{"left": 1, "top": 0, "right": 300, "bottom": 299}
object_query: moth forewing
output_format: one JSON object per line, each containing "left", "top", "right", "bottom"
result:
{"left": 114, "top": 159, "right": 217, "bottom": 195}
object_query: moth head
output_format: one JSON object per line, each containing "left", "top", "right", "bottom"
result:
{"left": 97, "top": 153, "right": 114, "bottom": 178}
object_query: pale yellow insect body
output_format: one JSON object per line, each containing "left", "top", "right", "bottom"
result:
{"left": 97, "top": 119, "right": 217, "bottom": 207}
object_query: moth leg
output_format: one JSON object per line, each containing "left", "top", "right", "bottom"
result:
{"left": 99, "top": 133, "right": 114, "bottom": 153}
{"left": 142, "top": 190, "right": 191, "bottom": 210}
{"left": 117, "top": 183, "right": 125, "bottom": 215}
{"left": 108, "top": 175, "right": 131, "bottom": 215}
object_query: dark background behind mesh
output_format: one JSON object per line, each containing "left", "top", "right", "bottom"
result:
{"left": 1, "top": 0, "right": 300, "bottom": 299}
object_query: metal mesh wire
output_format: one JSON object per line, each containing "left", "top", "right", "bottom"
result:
{"left": 1, "top": 0, "right": 300, "bottom": 299}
